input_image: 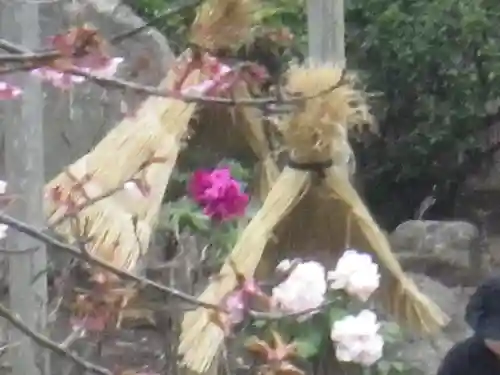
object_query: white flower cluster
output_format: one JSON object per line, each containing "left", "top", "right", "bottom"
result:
{"left": 272, "top": 249, "right": 383, "bottom": 367}
{"left": 272, "top": 261, "right": 327, "bottom": 316}
{"left": 327, "top": 249, "right": 381, "bottom": 302}
{"left": 330, "top": 310, "right": 384, "bottom": 366}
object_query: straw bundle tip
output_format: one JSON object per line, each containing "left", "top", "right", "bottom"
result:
{"left": 276, "top": 63, "right": 372, "bottom": 162}
{"left": 398, "top": 278, "right": 450, "bottom": 335}
{"left": 190, "top": 0, "right": 257, "bottom": 51}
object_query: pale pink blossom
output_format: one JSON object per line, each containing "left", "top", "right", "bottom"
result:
{"left": 0, "top": 180, "right": 8, "bottom": 239}
{"left": 181, "top": 60, "right": 233, "bottom": 96}
{"left": 0, "top": 81, "right": 22, "bottom": 100}
{"left": 123, "top": 180, "right": 145, "bottom": 199}
{"left": 221, "top": 290, "right": 246, "bottom": 325}
{"left": 327, "top": 249, "right": 380, "bottom": 302}
{"left": 80, "top": 57, "right": 124, "bottom": 77}
{"left": 31, "top": 57, "right": 123, "bottom": 90}
{"left": 330, "top": 310, "right": 384, "bottom": 366}
{"left": 272, "top": 261, "right": 326, "bottom": 315}
{"left": 0, "top": 224, "right": 7, "bottom": 240}
{"left": 31, "top": 68, "right": 85, "bottom": 90}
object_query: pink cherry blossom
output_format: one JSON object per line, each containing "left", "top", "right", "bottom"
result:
{"left": 79, "top": 57, "right": 124, "bottom": 77}
{"left": 30, "top": 68, "right": 85, "bottom": 90}
{"left": 219, "top": 277, "right": 266, "bottom": 328}
{"left": 181, "top": 55, "right": 234, "bottom": 96}
{"left": 0, "top": 81, "right": 22, "bottom": 100}
{"left": 327, "top": 249, "right": 380, "bottom": 302}
{"left": 221, "top": 289, "right": 246, "bottom": 325}
{"left": 30, "top": 57, "right": 123, "bottom": 90}
{"left": 0, "top": 180, "right": 8, "bottom": 239}
{"left": 188, "top": 167, "right": 249, "bottom": 221}
{"left": 330, "top": 310, "right": 384, "bottom": 366}
{"left": 272, "top": 261, "right": 327, "bottom": 316}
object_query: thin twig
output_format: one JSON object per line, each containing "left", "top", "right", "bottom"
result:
{"left": 110, "top": 0, "right": 201, "bottom": 44}
{"left": 0, "top": 246, "right": 39, "bottom": 255}
{"left": 0, "top": 303, "right": 112, "bottom": 375}
{"left": 248, "top": 300, "right": 335, "bottom": 321}
{"left": 0, "top": 213, "right": 220, "bottom": 310}
{"left": 65, "top": 66, "right": 342, "bottom": 106}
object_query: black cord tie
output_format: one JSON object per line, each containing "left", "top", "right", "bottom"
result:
{"left": 287, "top": 158, "right": 334, "bottom": 179}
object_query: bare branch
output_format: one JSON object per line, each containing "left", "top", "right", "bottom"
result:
{"left": 0, "top": 213, "right": 220, "bottom": 311}
{"left": 0, "top": 38, "right": 344, "bottom": 107}
{"left": 0, "top": 302, "right": 112, "bottom": 375}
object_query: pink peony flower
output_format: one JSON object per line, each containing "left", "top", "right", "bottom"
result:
{"left": 188, "top": 167, "right": 249, "bottom": 221}
{"left": 0, "top": 81, "right": 22, "bottom": 100}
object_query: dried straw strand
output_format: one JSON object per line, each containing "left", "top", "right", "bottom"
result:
{"left": 190, "top": 0, "right": 257, "bottom": 50}
{"left": 324, "top": 169, "right": 449, "bottom": 333}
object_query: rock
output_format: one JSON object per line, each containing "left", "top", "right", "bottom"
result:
{"left": 396, "top": 274, "right": 473, "bottom": 374}
{"left": 390, "top": 220, "right": 478, "bottom": 255}
{"left": 390, "top": 220, "right": 481, "bottom": 285}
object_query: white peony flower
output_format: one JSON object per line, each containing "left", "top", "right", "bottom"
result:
{"left": 356, "top": 334, "right": 384, "bottom": 366}
{"left": 330, "top": 310, "right": 384, "bottom": 366}
{"left": 272, "top": 261, "right": 327, "bottom": 315}
{"left": 327, "top": 249, "right": 380, "bottom": 302}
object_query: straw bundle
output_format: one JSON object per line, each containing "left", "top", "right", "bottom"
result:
{"left": 45, "top": 0, "right": 266, "bottom": 274}
{"left": 178, "top": 64, "right": 449, "bottom": 373}
{"left": 45, "top": 67, "right": 202, "bottom": 273}
{"left": 189, "top": 0, "right": 255, "bottom": 51}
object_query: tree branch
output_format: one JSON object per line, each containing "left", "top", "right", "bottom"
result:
{"left": 0, "top": 213, "right": 220, "bottom": 311}
{"left": 0, "top": 38, "right": 343, "bottom": 107}
{"left": 0, "top": 302, "right": 112, "bottom": 375}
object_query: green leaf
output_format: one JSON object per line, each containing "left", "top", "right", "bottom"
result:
{"left": 161, "top": 197, "right": 210, "bottom": 233}
{"left": 293, "top": 327, "right": 324, "bottom": 359}
{"left": 390, "top": 361, "right": 407, "bottom": 373}
{"left": 376, "top": 360, "right": 392, "bottom": 375}
{"left": 252, "top": 319, "right": 267, "bottom": 328}
{"left": 379, "top": 321, "right": 403, "bottom": 344}
{"left": 327, "top": 307, "right": 349, "bottom": 326}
